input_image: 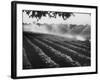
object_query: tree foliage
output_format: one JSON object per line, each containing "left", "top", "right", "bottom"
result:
{"left": 23, "top": 10, "right": 73, "bottom": 21}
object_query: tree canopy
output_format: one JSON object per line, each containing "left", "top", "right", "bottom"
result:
{"left": 23, "top": 10, "right": 73, "bottom": 21}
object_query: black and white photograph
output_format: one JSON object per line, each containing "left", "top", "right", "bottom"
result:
{"left": 11, "top": 1, "right": 97, "bottom": 79}
{"left": 23, "top": 10, "right": 91, "bottom": 69}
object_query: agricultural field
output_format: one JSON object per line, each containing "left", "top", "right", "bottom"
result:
{"left": 23, "top": 32, "right": 91, "bottom": 69}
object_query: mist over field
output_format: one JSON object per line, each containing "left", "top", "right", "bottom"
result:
{"left": 23, "top": 11, "right": 91, "bottom": 41}
{"left": 23, "top": 23, "right": 90, "bottom": 41}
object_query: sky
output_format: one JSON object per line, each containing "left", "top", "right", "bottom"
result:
{"left": 23, "top": 12, "right": 91, "bottom": 25}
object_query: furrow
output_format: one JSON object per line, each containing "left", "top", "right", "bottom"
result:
{"left": 23, "top": 36, "right": 60, "bottom": 69}
{"left": 26, "top": 35, "right": 81, "bottom": 67}
{"left": 36, "top": 38, "right": 90, "bottom": 66}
